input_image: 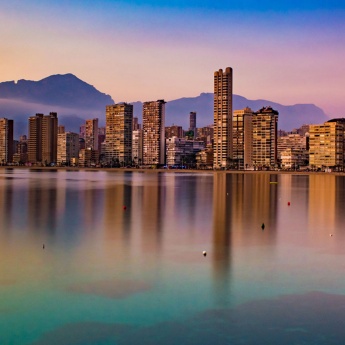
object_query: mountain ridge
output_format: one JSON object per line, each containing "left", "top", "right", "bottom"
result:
{"left": 0, "top": 74, "right": 329, "bottom": 137}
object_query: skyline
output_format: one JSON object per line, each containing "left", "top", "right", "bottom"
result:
{"left": 1, "top": 1, "right": 345, "bottom": 117}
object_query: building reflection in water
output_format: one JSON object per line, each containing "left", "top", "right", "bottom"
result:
{"left": 307, "top": 175, "right": 345, "bottom": 239}
{"left": 212, "top": 173, "right": 232, "bottom": 305}
{"left": 212, "top": 173, "right": 279, "bottom": 304}
{"left": 103, "top": 173, "right": 133, "bottom": 247}
{"left": 27, "top": 177, "right": 58, "bottom": 234}
{"left": 141, "top": 173, "right": 165, "bottom": 255}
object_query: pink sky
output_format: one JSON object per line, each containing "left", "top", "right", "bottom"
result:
{"left": 1, "top": 1, "right": 344, "bottom": 117}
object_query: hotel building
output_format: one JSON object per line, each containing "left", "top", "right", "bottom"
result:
{"left": 0, "top": 118, "right": 13, "bottom": 164}
{"left": 233, "top": 107, "right": 254, "bottom": 169}
{"left": 85, "top": 118, "right": 99, "bottom": 151}
{"left": 143, "top": 100, "right": 166, "bottom": 165}
{"left": 309, "top": 119, "right": 345, "bottom": 168}
{"left": 105, "top": 103, "right": 133, "bottom": 165}
{"left": 189, "top": 111, "right": 197, "bottom": 138}
{"left": 28, "top": 112, "right": 58, "bottom": 165}
{"left": 57, "top": 132, "right": 80, "bottom": 166}
{"left": 213, "top": 67, "right": 233, "bottom": 168}
{"left": 252, "top": 106, "right": 278, "bottom": 168}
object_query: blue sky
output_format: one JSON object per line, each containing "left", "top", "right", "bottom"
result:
{"left": 0, "top": 0, "right": 344, "bottom": 116}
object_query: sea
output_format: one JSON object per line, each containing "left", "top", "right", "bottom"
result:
{"left": 1, "top": 169, "right": 345, "bottom": 344}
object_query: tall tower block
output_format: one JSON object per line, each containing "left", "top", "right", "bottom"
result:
{"left": 213, "top": 67, "right": 233, "bottom": 168}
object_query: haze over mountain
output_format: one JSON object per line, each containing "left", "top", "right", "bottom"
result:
{"left": 0, "top": 74, "right": 329, "bottom": 137}
{"left": 132, "top": 94, "right": 328, "bottom": 131}
{"left": 0, "top": 74, "right": 114, "bottom": 137}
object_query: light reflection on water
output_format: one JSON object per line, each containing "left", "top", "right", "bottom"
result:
{"left": 1, "top": 170, "right": 345, "bottom": 344}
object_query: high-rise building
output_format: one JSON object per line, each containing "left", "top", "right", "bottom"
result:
{"left": 28, "top": 112, "right": 58, "bottom": 165}
{"left": 58, "top": 125, "right": 65, "bottom": 134}
{"left": 189, "top": 111, "right": 197, "bottom": 138}
{"left": 105, "top": 103, "right": 133, "bottom": 165}
{"left": 57, "top": 132, "right": 80, "bottom": 166}
{"left": 85, "top": 118, "right": 99, "bottom": 151}
{"left": 143, "top": 100, "right": 166, "bottom": 165}
{"left": 133, "top": 117, "right": 141, "bottom": 130}
{"left": 132, "top": 129, "right": 142, "bottom": 165}
{"left": 28, "top": 113, "right": 43, "bottom": 163}
{"left": 79, "top": 124, "right": 85, "bottom": 139}
{"left": 0, "top": 118, "right": 13, "bottom": 164}
{"left": 42, "top": 112, "right": 58, "bottom": 164}
{"left": 309, "top": 119, "right": 345, "bottom": 168}
{"left": 13, "top": 135, "right": 28, "bottom": 164}
{"left": 252, "top": 106, "right": 279, "bottom": 168}
{"left": 213, "top": 67, "right": 233, "bottom": 168}
{"left": 233, "top": 107, "right": 254, "bottom": 169}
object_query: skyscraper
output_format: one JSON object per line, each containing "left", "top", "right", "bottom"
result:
{"left": 213, "top": 67, "right": 233, "bottom": 168}
{"left": 42, "top": 112, "right": 58, "bottom": 164}
{"left": 143, "top": 100, "right": 166, "bottom": 165}
{"left": 28, "top": 112, "right": 58, "bottom": 165}
{"left": 309, "top": 119, "right": 345, "bottom": 168}
{"left": 0, "top": 118, "right": 13, "bottom": 164}
{"left": 252, "top": 106, "right": 279, "bottom": 168}
{"left": 85, "top": 118, "right": 99, "bottom": 151}
{"left": 57, "top": 132, "right": 79, "bottom": 166}
{"left": 105, "top": 103, "right": 133, "bottom": 165}
{"left": 189, "top": 111, "right": 197, "bottom": 138}
{"left": 233, "top": 107, "right": 254, "bottom": 169}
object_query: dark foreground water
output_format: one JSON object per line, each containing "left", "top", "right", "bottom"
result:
{"left": 1, "top": 169, "right": 345, "bottom": 344}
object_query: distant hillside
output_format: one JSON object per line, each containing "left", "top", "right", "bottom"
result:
{"left": 132, "top": 93, "right": 328, "bottom": 131}
{"left": 0, "top": 74, "right": 329, "bottom": 137}
{"left": 0, "top": 74, "right": 114, "bottom": 136}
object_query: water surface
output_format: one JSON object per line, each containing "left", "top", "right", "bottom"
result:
{"left": 1, "top": 170, "right": 345, "bottom": 344}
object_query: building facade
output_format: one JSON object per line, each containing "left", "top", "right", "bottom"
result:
{"left": 0, "top": 118, "right": 13, "bottom": 164}
{"left": 132, "top": 129, "right": 142, "bottom": 165}
{"left": 57, "top": 132, "right": 79, "bottom": 165}
{"left": 309, "top": 119, "right": 345, "bottom": 168}
{"left": 165, "top": 125, "right": 183, "bottom": 139}
{"left": 252, "top": 107, "right": 279, "bottom": 168}
{"left": 143, "top": 100, "right": 166, "bottom": 165}
{"left": 105, "top": 103, "right": 133, "bottom": 165}
{"left": 28, "top": 112, "right": 58, "bottom": 165}
{"left": 233, "top": 107, "right": 254, "bottom": 169}
{"left": 85, "top": 118, "right": 99, "bottom": 151}
{"left": 42, "top": 112, "right": 58, "bottom": 165}
{"left": 189, "top": 111, "right": 197, "bottom": 138}
{"left": 213, "top": 67, "right": 233, "bottom": 168}
{"left": 166, "top": 136, "right": 204, "bottom": 166}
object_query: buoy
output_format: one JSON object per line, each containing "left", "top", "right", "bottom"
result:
{"left": 123, "top": 206, "right": 127, "bottom": 210}
{"left": 202, "top": 251, "right": 207, "bottom": 257}
{"left": 330, "top": 234, "right": 333, "bottom": 237}
{"left": 43, "top": 244, "right": 45, "bottom": 249}
{"left": 261, "top": 223, "right": 265, "bottom": 230}
{"left": 288, "top": 202, "right": 290, "bottom": 206}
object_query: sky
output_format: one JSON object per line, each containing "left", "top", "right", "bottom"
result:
{"left": 0, "top": 0, "right": 344, "bottom": 116}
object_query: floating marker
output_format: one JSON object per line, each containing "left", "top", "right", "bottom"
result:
{"left": 43, "top": 244, "right": 45, "bottom": 249}
{"left": 261, "top": 223, "right": 265, "bottom": 230}
{"left": 288, "top": 202, "right": 291, "bottom": 206}
{"left": 123, "top": 206, "right": 127, "bottom": 210}
{"left": 202, "top": 251, "right": 207, "bottom": 257}
{"left": 330, "top": 234, "right": 333, "bottom": 237}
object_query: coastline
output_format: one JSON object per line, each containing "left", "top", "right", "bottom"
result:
{"left": 1, "top": 165, "right": 344, "bottom": 176}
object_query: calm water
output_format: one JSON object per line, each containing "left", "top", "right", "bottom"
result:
{"left": 1, "top": 169, "right": 345, "bottom": 344}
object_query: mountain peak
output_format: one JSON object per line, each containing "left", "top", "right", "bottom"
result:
{"left": 0, "top": 73, "right": 114, "bottom": 109}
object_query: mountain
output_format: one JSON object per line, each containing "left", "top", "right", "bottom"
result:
{"left": 0, "top": 74, "right": 114, "bottom": 136}
{"left": 132, "top": 93, "right": 328, "bottom": 131}
{"left": 0, "top": 74, "right": 329, "bottom": 137}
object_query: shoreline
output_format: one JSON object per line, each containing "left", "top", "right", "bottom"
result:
{"left": 1, "top": 166, "right": 344, "bottom": 176}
